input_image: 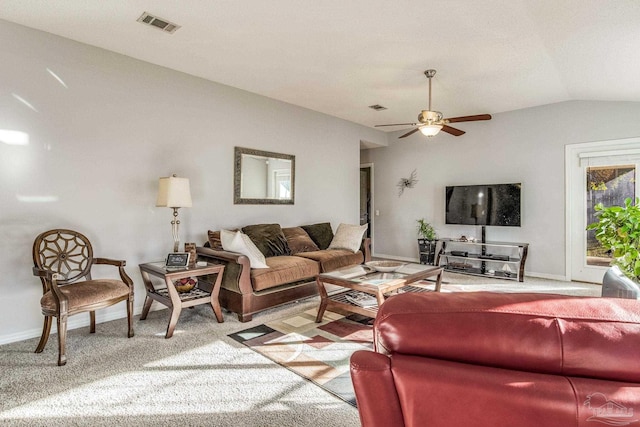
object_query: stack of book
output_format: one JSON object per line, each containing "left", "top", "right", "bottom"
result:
{"left": 345, "top": 291, "right": 378, "bottom": 308}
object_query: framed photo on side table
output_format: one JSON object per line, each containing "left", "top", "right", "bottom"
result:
{"left": 165, "top": 252, "right": 190, "bottom": 269}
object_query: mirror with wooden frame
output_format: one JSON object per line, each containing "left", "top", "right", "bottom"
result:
{"left": 234, "top": 147, "right": 295, "bottom": 205}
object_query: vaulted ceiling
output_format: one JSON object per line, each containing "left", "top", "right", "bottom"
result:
{"left": 2, "top": 1, "right": 639, "bottom": 132}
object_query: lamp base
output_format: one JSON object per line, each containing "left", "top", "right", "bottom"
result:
{"left": 171, "top": 207, "right": 181, "bottom": 253}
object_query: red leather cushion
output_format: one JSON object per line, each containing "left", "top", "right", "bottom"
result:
{"left": 374, "top": 292, "right": 640, "bottom": 382}
{"left": 350, "top": 351, "right": 405, "bottom": 427}
{"left": 391, "top": 355, "right": 577, "bottom": 427}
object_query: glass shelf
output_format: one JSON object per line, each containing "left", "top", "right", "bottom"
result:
{"left": 438, "top": 239, "right": 528, "bottom": 282}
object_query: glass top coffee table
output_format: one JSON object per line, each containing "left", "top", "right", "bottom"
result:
{"left": 315, "top": 263, "right": 443, "bottom": 322}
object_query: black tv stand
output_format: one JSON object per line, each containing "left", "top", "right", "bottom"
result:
{"left": 438, "top": 238, "right": 529, "bottom": 282}
{"left": 480, "top": 226, "right": 487, "bottom": 272}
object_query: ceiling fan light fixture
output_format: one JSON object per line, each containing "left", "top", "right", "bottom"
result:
{"left": 419, "top": 110, "right": 443, "bottom": 123}
{"left": 376, "top": 69, "right": 491, "bottom": 139}
{"left": 419, "top": 124, "right": 442, "bottom": 137}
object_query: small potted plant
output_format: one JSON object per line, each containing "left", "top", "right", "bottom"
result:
{"left": 417, "top": 219, "right": 437, "bottom": 241}
{"left": 587, "top": 197, "right": 640, "bottom": 296}
{"left": 417, "top": 219, "right": 437, "bottom": 264}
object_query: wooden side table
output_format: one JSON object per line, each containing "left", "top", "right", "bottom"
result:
{"left": 139, "top": 261, "right": 225, "bottom": 338}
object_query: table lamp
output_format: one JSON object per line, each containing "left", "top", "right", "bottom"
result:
{"left": 156, "top": 174, "right": 192, "bottom": 252}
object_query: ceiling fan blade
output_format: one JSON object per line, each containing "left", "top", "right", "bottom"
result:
{"left": 441, "top": 125, "right": 466, "bottom": 136}
{"left": 375, "top": 123, "right": 419, "bottom": 127}
{"left": 445, "top": 114, "right": 492, "bottom": 123}
{"left": 399, "top": 128, "right": 420, "bottom": 139}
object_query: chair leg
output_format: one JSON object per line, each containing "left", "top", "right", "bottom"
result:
{"left": 127, "top": 297, "right": 134, "bottom": 338}
{"left": 57, "top": 314, "right": 68, "bottom": 366}
{"left": 89, "top": 311, "right": 96, "bottom": 333}
{"left": 35, "top": 316, "right": 52, "bottom": 353}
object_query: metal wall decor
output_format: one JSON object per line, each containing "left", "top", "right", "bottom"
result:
{"left": 397, "top": 169, "right": 418, "bottom": 196}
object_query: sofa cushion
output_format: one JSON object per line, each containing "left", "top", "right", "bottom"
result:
{"left": 360, "top": 353, "right": 578, "bottom": 427}
{"left": 296, "top": 249, "right": 364, "bottom": 273}
{"left": 328, "top": 223, "right": 368, "bottom": 253}
{"left": 301, "top": 222, "right": 334, "bottom": 250}
{"left": 375, "top": 292, "right": 640, "bottom": 383}
{"left": 221, "top": 229, "right": 269, "bottom": 269}
{"left": 242, "top": 224, "right": 291, "bottom": 257}
{"left": 282, "top": 227, "right": 320, "bottom": 254}
{"left": 250, "top": 256, "right": 320, "bottom": 291}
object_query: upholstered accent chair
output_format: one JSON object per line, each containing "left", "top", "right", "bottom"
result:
{"left": 32, "top": 229, "right": 134, "bottom": 366}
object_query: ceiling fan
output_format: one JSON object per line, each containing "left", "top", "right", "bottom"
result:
{"left": 375, "top": 69, "right": 491, "bottom": 138}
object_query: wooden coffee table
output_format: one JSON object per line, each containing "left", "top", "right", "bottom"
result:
{"left": 139, "top": 261, "right": 225, "bottom": 338}
{"left": 315, "top": 263, "right": 443, "bottom": 322}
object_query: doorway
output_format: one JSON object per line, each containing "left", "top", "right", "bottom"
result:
{"left": 360, "top": 164, "right": 373, "bottom": 239}
{"left": 566, "top": 137, "right": 640, "bottom": 283}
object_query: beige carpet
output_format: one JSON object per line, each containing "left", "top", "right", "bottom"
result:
{"left": 0, "top": 299, "right": 358, "bottom": 427}
{"left": 0, "top": 272, "right": 600, "bottom": 426}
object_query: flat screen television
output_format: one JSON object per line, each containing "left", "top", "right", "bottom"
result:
{"left": 445, "top": 183, "right": 521, "bottom": 227}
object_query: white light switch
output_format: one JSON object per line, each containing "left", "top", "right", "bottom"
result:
{"left": 375, "top": 210, "right": 380, "bottom": 216}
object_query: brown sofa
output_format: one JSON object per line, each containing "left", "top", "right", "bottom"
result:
{"left": 197, "top": 222, "right": 370, "bottom": 321}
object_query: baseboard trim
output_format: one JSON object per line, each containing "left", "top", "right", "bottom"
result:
{"left": 524, "top": 271, "right": 571, "bottom": 282}
{"left": 0, "top": 302, "right": 159, "bottom": 346}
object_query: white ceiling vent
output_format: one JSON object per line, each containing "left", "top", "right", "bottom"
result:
{"left": 137, "top": 12, "right": 181, "bottom": 34}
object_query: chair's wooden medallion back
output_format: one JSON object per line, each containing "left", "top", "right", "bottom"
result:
{"left": 33, "top": 229, "right": 94, "bottom": 284}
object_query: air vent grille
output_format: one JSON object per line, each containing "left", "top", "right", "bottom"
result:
{"left": 369, "top": 104, "right": 387, "bottom": 111}
{"left": 137, "top": 12, "right": 181, "bottom": 34}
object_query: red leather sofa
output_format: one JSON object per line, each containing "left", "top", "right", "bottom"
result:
{"left": 350, "top": 291, "right": 640, "bottom": 427}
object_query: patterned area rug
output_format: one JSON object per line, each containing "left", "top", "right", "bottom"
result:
{"left": 229, "top": 308, "right": 372, "bottom": 407}
{"left": 228, "top": 274, "right": 600, "bottom": 407}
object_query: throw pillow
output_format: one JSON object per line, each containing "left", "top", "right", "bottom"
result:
{"left": 209, "top": 229, "right": 239, "bottom": 250}
{"left": 207, "top": 230, "right": 224, "bottom": 250}
{"left": 241, "top": 223, "right": 291, "bottom": 257}
{"left": 301, "top": 222, "right": 334, "bottom": 250}
{"left": 282, "top": 227, "right": 320, "bottom": 254}
{"left": 220, "top": 229, "right": 236, "bottom": 249}
{"left": 328, "top": 223, "right": 368, "bottom": 253}
{"left": 220, "top": 229, "right": 269, "bottom": 269}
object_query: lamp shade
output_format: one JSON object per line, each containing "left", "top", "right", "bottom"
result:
{"left": 419, "top": 124, "right": 443, "bottom": 137}
{"left": 156, "top": 175, "right": 192, "bottom": 208}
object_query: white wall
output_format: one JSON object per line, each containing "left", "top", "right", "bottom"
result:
{"left": 0, "top": 20, "right": 386, "bottom": 344}
{"left": 363, "top": 100, "right": 640, "bottom": 279}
